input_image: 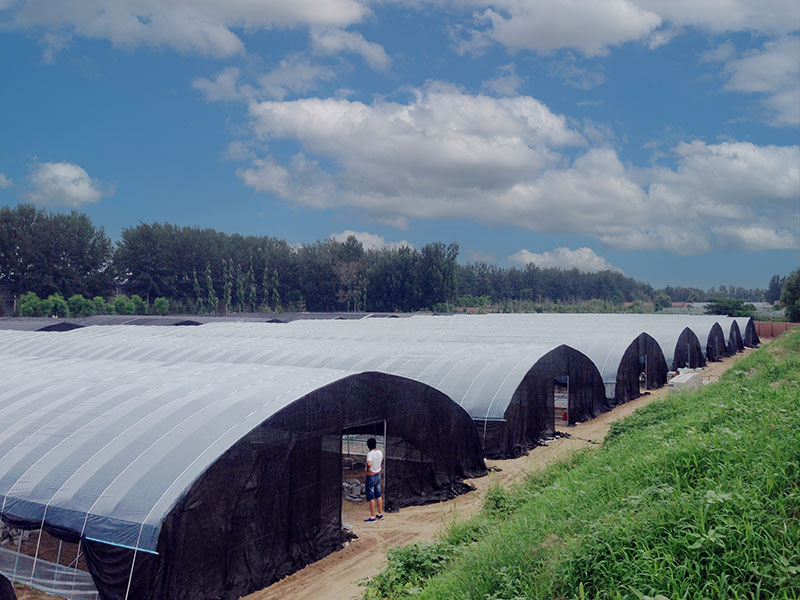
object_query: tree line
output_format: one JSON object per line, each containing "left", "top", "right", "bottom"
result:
{"left": 0, "top": 204, "right": 788, "bottom": 317}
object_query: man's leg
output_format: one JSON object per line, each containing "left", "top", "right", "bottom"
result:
{"left": 377, "top": 495, "right": 383, "bottom": 516}
{"left": 368, "top": 498, "right": 376, "bottom": 518}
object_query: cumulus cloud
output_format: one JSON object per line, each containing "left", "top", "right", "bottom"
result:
{"left": 721, "top": 36, "right": 800, "bottom": 126}
{"left": 482, "top": 63, "right": 523, "bottom": 96}
{"left": 330, "top": 230, "right": 413, "bottom": 250}
{"left": 455, "top": 0, "right": 661, "bottom": 56}
{"left": 3, "top": 0, "right": 369, "bottom": 57}
{"left": 635, "top": 0, "right": 800, "bottom": 36}
{"left": 193, "top": 57, "right": 337, "bottom": 103}
{"left": 447, "top": 0, "right": 798, "bottom": 59}
{"left": 25, "top": 161, "right": 113, "bottom": 207}
{"left": 548, "top": 56, "right": 607, "bottom": 90}
{"left": 509, "top": 247, "right": 624, "bottom": 273}
{"left": 0, "top": 173, "right": 13, "bottom": 189}
{"left": 192, "top": 67, "right": 245, "bottom": 102}
{"left": 310, "top": 28, "right": 390, "bottom": 71}
{"left": 236, "top": 84, "right": 799, "bottom": 254}
{"left": 258, "top": 55, "right": 337, "bottom": 100}
{"left": 39, "top": 32, "right": 72, "bottom": 63}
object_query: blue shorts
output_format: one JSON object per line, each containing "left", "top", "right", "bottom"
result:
{"left": 365, "top": 473, "right": 381, "bottom": 501}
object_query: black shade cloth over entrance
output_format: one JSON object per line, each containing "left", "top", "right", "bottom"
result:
{"left": 612, "top": 333, "right": 668, "bottom": 406}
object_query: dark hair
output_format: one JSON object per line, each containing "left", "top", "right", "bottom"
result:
{"left": 367, "top": 437, "right": 377, "bottom": 450}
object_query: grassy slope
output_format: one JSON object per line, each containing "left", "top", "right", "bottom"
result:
{"left": 364, "top": 331, "right": 800, "bottom": 600}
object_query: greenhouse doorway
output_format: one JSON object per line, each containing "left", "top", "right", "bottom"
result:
{"left": 340, "top": 420, "right": 386, "bottom": 512}
{"left": 639, "top": 354, "right": 648, "bottom": 394}
{"left": 554, "top": 376, "right": 569, "bottom": 425}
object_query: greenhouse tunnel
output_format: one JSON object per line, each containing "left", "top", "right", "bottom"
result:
{"left": 0, "top": 355, "right": 485, "bottom": 600}
{"left": 481, "top": 345, "right": 606, "bottom": 459}
{"left": 669, "top": 327, "right": 706, "bottom": 370}
{"left": 735, "top": 317, "right": 759, "bottom": 347}
{"left": 127, "top": 372, "right": 487, "bottom": 600}
{"left": 612, "top": 333, "right": 668, "bottom": 406}
{"left": 697, "top": 321, "right": 729, "bottom": 362}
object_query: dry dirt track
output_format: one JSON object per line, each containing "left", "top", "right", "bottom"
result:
{"left": 243, "top": 347, "right": 755, "bottom": 600}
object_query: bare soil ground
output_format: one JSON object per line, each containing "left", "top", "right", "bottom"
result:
{"left": 8, "top": 348, "right": 756, "bottom": 600}
{"left": 244, "top": 348, "right": 754, "bottom": 600}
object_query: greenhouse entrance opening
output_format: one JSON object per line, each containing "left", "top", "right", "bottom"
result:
{"left": 340, "top": 421, "right": 386, "bottom": 509}
{"left": 554, "top": 376, "right": 569, "bottom": 424}
{"left": 639, "top": 354, "right": 648, "bottom": 394}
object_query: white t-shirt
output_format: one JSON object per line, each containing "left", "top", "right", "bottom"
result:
{"left": 366, "top": 449, "right": 383, "bottom": 474}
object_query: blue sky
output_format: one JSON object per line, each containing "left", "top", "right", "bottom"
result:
{"left": 1, "top": 0, "right": 798, "bottom": 289}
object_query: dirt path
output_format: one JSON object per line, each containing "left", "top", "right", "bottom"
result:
{"left": 244, "top": 348, "right": 754, "bottom": 600}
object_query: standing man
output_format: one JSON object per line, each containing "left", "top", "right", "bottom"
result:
{"left": 364, "top": 437, "right": 384, "bottom": 522}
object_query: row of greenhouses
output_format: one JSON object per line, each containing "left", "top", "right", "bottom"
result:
{"left": 0, "top": 314, "right": 757, "bottom": 600}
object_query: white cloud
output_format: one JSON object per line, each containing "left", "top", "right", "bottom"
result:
{"left": 456, "top": 0, "right": 661, "bottom": 56}
{"left": 635, "top": 0, "right": 800, "bottom": 36}
{"left": 192, "top": 67, "right": 245, "bottom": 102}
{"left": 446, "top": 0, "right": 798, "bottom": 59}
{"left": 39, "top": 32, "right": 71, "bottom": 63}
{"left": 721, "top": 36, "right": 800, "bottom": 126}
{"left": 4, "top": 0, "right": 369, "bottom": 57}
{"left": 310, "top": 28, "right": 391, "bottom": 71}
{"left": 482, "top": 63, "right": 523, "bottom": 96}
{"left": 0, "top": 173, "right": 13, "bottom": 189}
{"left": 466, "top": 249, "right": 496, "bottom": 263}
{"left": 509, "top": 247, "right": 624, "bottom": 273}
{"left": 330, "top": 230, "right": 413, "bottom": 250}
{"left": 258, "top": 55, "right": 337, "bottom": 100}
{"left": 237, "top": 84, "right": 799, "bottom": 254}
{"left": 548, "top": 55, "right": 606, "bottom": 90}
{"left": 700, "top": 41, "right": 736, "bottom": 63}
{"left": 25, "top": 161, "right": 113, "bottom": 207}
{"left": 193, "top": 57, "right": 336, "bottom": 103}
{"left": 710, "top": 225, "right": 798, "bottom": 251}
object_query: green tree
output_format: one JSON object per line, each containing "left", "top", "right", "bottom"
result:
{"left": 705, "top": 298, "right": 756, "bottom": 317}
{"left": 92, "top": 296, "right": 108, "bottom": 315}
{"left": 247, "top": 260, "right": 257, "bottom": 312}
{"left": 130, "top": 294, "right": 147, "bottom": 314}
{"left": 780, "top": 268, "right": 800, "bottom": 322}
{"left": 766, "top": 274, "right": 785, "bottom": 304}
{"left": 17, "top": 291, "right": 43, "bottom": 316}
{"left": 68, "top": 294, "right": 93, "bottom": 317}
{"left": 47, "top": 293, "right": 69, "bottom": 317}
{"left": 205, "top": 262, "right": 217, "bottom": 313}
{"left": 153, "top": 297, "right": 170, "bottom": 316}
{"left": 192, "top": 267, "right": 204, "bottom": 313}
{"left": 222, "top": 258, "right": 232, "bottom": 314}
{"left": 271, "top": 269, "right": 281, "bottom": 310}
{"left": 235, "top": 262, "right": 245, "bottom": 313}
{"left": 654, "top": 292, "right": 672, "bottom": 311}
{"left": 113, "top": 294, "right": 134, "bottom": 315}
{"left": 0, "top": 204, "right": 114, "bottom": 298}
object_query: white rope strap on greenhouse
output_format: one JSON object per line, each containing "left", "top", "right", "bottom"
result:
{"left": 598, "top": 339, "right": 619, "bottom": 383}
{"left": 29, "top": 508, "right": 48, "bottom": 585}
{"left": 432, "top": 344, "right": 484, "bottom": 389}
{"left": 7, "top": 366, "right": 196, "bottom": 579}
{"left": 0, "top": 374, "right": 105, "bottom": 518}
{"left": 51, "top": 539, "right": 63, "bottom": 591}
{"left": 81, "top": 366, "right": 279, "bottom": 544}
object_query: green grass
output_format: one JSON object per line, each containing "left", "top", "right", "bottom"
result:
{"left": 362, "top": 330, "right": 800, "bottom": 599}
